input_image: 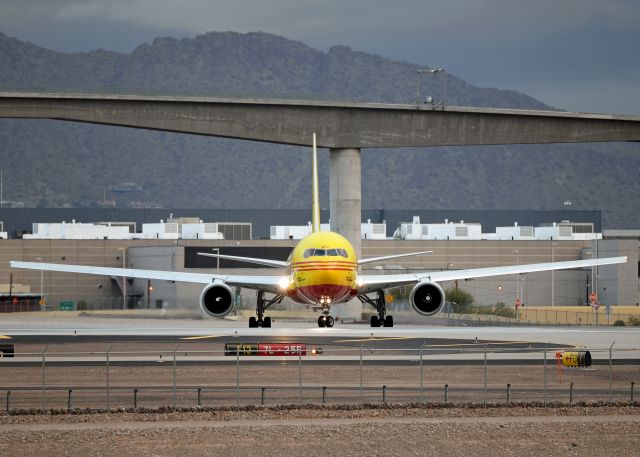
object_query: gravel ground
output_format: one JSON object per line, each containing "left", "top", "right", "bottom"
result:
{"left": 1, "top": 405, "right": 639, "bottom": 457}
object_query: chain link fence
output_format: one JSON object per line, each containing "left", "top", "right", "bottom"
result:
{"left": 442, "top": 304, "right": 640, "bottom": 327}
{"left": 1, "top": 343, "right": 637, "bottom": 413}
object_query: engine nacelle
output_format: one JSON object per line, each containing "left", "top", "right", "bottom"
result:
{"left": 199, "top": 283, "right": 234, "bottom": 318}
{"left": 409, "top": 281, "right": 445, "bottom": 316}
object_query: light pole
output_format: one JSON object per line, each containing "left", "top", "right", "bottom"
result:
{"left": 118, "top": 247, "right": 126, "bottom": 310}
{"left": 36, "top": 257, "right": 44, "bottom": 311}
{"left": 551, "top": 242, "right": 557, "bottom": 307}
{"left": 416, "top": 69, "right": 430, "bottom": 105}
{"left": 447, "top": 263, "right": 458, "bottom": 290}
{"left": 211, "top": 248, "right": 220, "bottom": 273}
{"left": 418, "top": 66, "right": 446, "bottom": 108}
{"left": 514, "top": 250, "right": 519, "bottom": 305}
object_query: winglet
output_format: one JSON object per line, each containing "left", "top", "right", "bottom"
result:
{"left": 311, "top": 132, "right": 320, "bottom": 233}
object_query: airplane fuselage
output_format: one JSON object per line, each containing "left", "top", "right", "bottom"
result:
{"left": 285, "top": 231, "right": 358, "bottom": 305}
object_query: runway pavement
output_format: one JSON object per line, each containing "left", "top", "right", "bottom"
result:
{"left": 1, "top": 314, "right": 639, "bottom": 359}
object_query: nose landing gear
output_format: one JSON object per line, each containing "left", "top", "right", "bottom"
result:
{"left": 317, "top": 313, "right": 335, "bottom": 328}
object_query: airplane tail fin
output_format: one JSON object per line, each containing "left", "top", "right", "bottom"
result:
{"left": 311, "top": 132, "right": 320, "bottom": 233}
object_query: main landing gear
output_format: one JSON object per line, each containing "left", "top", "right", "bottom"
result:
{"left": 358, "top": 290, "right": 394, "bottom": 327}
{"left": 249, "top": 291, "right": 283, "bottom": 328}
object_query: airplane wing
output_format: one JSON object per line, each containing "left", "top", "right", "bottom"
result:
{"left": 10, "top": 261, "right": 287, "bottom": 295}
{"left": 197, "top": 252, "right": 289, "bottom": 268}
{"left": 357, "top": 256, "right": 628, "bottom": 295}
{"left": 358, "top": 251, "right": 433, "bottom": 265}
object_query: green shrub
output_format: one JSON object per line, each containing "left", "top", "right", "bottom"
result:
{"left": 445, "top": 288, "right": 474, "bottom": 313}
{"left": 628, "top": 316, "right": 640, "bottom": 326}
{"left": 613, "top": 319, "right": 626, "bottom": 326}
{"left": 477, "top": 304, "right": 516, "bottom": 319}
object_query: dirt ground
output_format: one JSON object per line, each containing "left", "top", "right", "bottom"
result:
{"left": 1, "top": 405, "right": 639, "bottom": 457}
{"left": 2, "top": 340, "right": 639, "bottom": 455}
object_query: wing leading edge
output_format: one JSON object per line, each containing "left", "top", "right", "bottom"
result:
{"left": 357, "top": 256, "right": 628, "bottom": 295}
{"left": 11, "top": 256, "right": 628, "bottom": 298}
{"left": 10, "top": 261, "right": 287, "bottom": 295}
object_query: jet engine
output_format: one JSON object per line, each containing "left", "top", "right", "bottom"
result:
{"left": 199, "top": 283, "right": 235, "bottom": 317}
{"left": 409, "top": 281, "right": 445, "bottom": 316}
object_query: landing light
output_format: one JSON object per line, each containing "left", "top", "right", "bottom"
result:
{"left": 278, "top": 277, "right": 289, "bottom": 290}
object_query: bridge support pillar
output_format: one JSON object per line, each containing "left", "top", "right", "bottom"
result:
{"left": 330, "top": 147, "right": 363, "bottom": 318}
{"left": 329, "top": 148, "right": 361, "bottom": 258}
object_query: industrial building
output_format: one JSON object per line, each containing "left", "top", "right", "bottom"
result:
{"left": 0, "top": 208, "right": 636, "bottom": 316}
{"left": 0, "top": 236, "right": 637, "bottom": 316}
{"left": 0, "top": 208, "right": 604, "bottom": 239}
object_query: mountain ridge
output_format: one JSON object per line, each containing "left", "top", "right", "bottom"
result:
{"left": 0, "top": 31, "right": 637, "bottom": 228}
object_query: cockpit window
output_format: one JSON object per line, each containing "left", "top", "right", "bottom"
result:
{"left": 303, "top": 248, "right": 349, "bottom": 258}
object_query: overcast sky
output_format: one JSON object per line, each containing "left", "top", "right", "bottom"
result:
{"left": 1, "top": 0, "right": 639, "bottom": 114}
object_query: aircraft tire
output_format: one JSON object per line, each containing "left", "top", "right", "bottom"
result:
{"left": 371, "top": 316, "right": 379, "bottom": 327}
{"left": 249, "top": 317, "right": 257, "bottom": 328}
{"left": 326, "top": 316, "right": 334, "bottom": 327}
{"left": 384, "top": 316, "right": 394, "bottom": 327}
{"left": 263, "top": 317, "right": 272, "bottom": 328}
{"left": 317, "top": 315, "right": 326, "bottom": 327}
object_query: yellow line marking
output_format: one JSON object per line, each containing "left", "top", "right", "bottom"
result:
{"left": 180, "top": 335, "right": 223, "bottom": 340}
{"left": 0, "top": 335, "right": 12, "bottom": 340}
{"left": 424, "top": 341, "right": 536, "bottom": 348}
{"left": 333, "top": 337, "right": 414, "bottom": 343}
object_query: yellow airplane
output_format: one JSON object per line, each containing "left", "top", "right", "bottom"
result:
{"left": 11, "top": 134, "right": 627, "bottom": 328}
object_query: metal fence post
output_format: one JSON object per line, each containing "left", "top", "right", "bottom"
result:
{"left": 173, "top": 346, "right": 178, "bottom": 410}
{"left": 569, "top": 381, "right": 574, "bottom": 404}
{"left": 507, "top": 384, "right": 511, "bottom": 404}
{"left": 5, "top": 391, "right": 10, "bottom": 415}
{"left": 382, "top": 385, "right": 387, "bottom": 404}
{"left": 236, "top": 350, "right": 240, "bottom": 409}
{"left": 543, "top": 342, "right": 548, "bottom": 407}
{"left": 609, "top": 341, "right": 615, "bottom": 403}
{"left": 134, "top": 388, "right": 138, "bottom": 409}
{"left": 483, "top": 343, "right": 488, "bottom": 404}
{"left": 419, "top": 343, "right": 425, "bottom": 404}
{"left": 298, "top": 352, "right": 302, "bottom": 404}
{"left": 106, "top": 344, "right": 112, "bottom": 411}
{"left": 261, "top": 387, "right": 266, "bottom": 406}
{"left": 41, "top": 345, "right": 48, "bottom": 412}
{"left": 444, "top": 384, "right": 448, "bottom": 403}
{"left": 322, "top": 386, "right": 326, "bottom": 404}
{"left": 631, "top": 381, "right": 635, "bottom": 403}
{"left": 67, "top": 389, "right": 72, "bottom": 410}
{"left": 359, "top": 345, "right": 364, "bottom": 403}
{"left": 197, "top": 388, "right": 202, "bottom": 407}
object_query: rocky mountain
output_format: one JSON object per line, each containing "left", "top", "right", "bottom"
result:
{"left": 0, "top": 31, "right": 638, "bottom": 228}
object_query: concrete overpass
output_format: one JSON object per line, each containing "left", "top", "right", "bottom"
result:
{"left": 1, "top": 91, "right": 639, "bottom": 254}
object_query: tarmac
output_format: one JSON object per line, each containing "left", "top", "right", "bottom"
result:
{"left": 1, "top": 312, "right": 639, "bottom": 359}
